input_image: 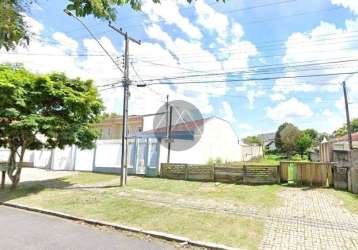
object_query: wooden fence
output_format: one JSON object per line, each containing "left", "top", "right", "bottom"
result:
{"left": 161, "top": 161, "right": 333, "bottom": 186}
{"left": 160, "top": 163, "right": 279, "bottom": 184}
{"left": 279, "top": 161, "right": 333, "bottom": 187}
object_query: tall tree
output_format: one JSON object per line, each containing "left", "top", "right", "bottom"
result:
{"left": 275, "top": 122, "right": 290, "bottom": 153}
{"left": 0, "top": 0, "right": 224, "bottom": 51}
{"left": 0, "top": 64, "right": 104, "bottom": 189}
{"left": 279, "top": 124, "right": 301, "bottom": 157}
{"left": 296, "top": 132, "right": 312, "bottom": 156}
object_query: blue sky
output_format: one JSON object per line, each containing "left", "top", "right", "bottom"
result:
{"left": 1, "top": 0, "right": 358, "bottom": 139}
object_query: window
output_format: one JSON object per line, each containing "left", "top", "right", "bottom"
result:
{"left": 101, "top": 127, "right": 112, "bottom": 139}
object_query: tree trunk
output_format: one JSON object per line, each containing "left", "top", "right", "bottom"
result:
{"left": 7, "top": 147, "right": 25, "bottom": 190}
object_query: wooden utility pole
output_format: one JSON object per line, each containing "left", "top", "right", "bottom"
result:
{"left": 342, "top": 81, "right": 353, "bottom": 150}
{"left": 109, "top": 23, "right": 141, "bottom": 186}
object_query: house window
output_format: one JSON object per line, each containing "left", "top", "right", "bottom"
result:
{"left": 101, "top": 127, "right": 112, "bottom": 139}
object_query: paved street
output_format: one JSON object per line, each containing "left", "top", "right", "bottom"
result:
{"left": 0, "top": 206, "right": 176, "bottom": 250}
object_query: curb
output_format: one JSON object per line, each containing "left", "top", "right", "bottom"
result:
{"left": 1, "top": 202, "right": 239, "bottom": 250}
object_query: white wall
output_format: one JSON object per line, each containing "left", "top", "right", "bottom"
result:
{"left": 52, "top": 146, "right": 76, "bottom": 171}
{"left": 240, "top": 144, "right": 264, "bottom": 161}
{"left": 94, "top": 140, "right": 122, "bottom": 168}
{"left": 159, "top": 118, "right": 243, "bottom": 164}
{"left": 75, "top": 148, "right": 95, "bottom": 171}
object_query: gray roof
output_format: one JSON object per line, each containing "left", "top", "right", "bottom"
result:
{"left": 258, "top": 132, "right": 275, "bottom": 142}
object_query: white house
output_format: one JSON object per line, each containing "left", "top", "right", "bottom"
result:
{"left": 151, "top": 117, "right": 243, "bottom": 165}
{"left": 159, "top": 117, "right": 242, "bottom": 164}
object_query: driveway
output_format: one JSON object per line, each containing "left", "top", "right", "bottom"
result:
{"left": 0, "top": 206, "right": 176, "bottom": 250}
{"left": 260, "top": 188, "right": 358, "bottom": 249}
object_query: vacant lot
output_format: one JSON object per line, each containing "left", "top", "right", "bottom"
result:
{"left": 0, "top": 170, "right": 280, "bottom": 249}
{"left": 1, "top": 169, "right": 357, "bottom": 249}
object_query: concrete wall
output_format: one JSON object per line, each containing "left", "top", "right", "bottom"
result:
{"left": 240, "top": 144, "right": 263, "bottom": 161}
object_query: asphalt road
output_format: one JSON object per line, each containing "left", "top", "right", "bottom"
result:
{"left": 0, "top": 206, "right": 177, "bottom": 250}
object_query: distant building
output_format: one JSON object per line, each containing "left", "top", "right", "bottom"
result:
{"left": 258, "top": 132, "right": 276, "bottom": 151}
{"left": 320, "top": 132, "right": 358, "bottom": 193}
{"left": 94, "top": 115, "right": 143, "bottom": 140}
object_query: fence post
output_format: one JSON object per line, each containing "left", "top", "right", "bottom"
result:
{"left": 1, "top": 171, "right": 5, "bottom": 189}
{"left": 277, "top": 165, "right": 281, "bottom": 184}
{"left": 309, "top": 163, "right": 313, "bottom": 187}
{"left": 185, "top": 164, "right": 189, "bottom": 180}
{"left": 243, "top": 165, "right": 247, "bottom": 184}
{"left": 212, "top": 164, "right": 215, "bottom": 181}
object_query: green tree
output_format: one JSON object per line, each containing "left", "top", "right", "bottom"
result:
{"left": 1, "top": 0, "right": 225, "bottom": 51}
{"left": 243, "top": 135, "right": 262, "bottom": 145}
{"left": 0, "top": 64, "right": 104, "bottom": 189}
{"left": 302, "top": 128, "right": 318, "bottom": 140}
{"left": 0, "top": 0, "right": 29, "bottom": 50}
{"left": 275, "top": 122, "right": 290, "bottom": 153}
{"left": 333, "top": 118, "right": 358, "bottom": 137}
{"left": 275, "top": 123, "right": 300, "bottom": 157}
{"left": 296, "top": 132, "right": 312, "bottom": 156}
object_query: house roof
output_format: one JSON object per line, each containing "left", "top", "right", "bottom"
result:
{"left": 137, "top": 117, "right": 211, "bottom": 140}
{"left": 333, "top": 132, "right": 358, "bottom": 142}
{"left": 148, "top": 117, "right": 208, "bottom": 133}
{"left": 258, "top": 132, "right": 275, "bottom": 142}
{"left": 96, "top": 115, "right": 143, "bottom": 125}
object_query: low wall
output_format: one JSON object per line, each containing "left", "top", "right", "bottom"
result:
{"left": 160, "top": 163, "right": 279, "bottom": 184}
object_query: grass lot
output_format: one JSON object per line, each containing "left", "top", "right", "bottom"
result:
{"left": 328, "top": 189, "right": 358, "bottom": 214}
{"left": 0, "top": 172, "right": 280, "bottom": 249}
{"left": 231, "top": 154, "right": 281, "bottom": 166}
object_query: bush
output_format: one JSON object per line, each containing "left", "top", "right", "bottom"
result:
{"left": 290, "top": 154, "right": 309, "bottom": 161}
{"left": 207, "top": 157, "right": 224, "bottom": 165}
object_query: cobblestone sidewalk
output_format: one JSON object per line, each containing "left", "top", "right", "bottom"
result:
{"left": 260, "top": 188, "right": 358, "bottom": 250}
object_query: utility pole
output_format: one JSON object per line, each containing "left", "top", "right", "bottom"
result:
{"left": 109, "top": 22, "right": 141, "bottom": 186}
{"left": 342, "top": 81, "right": 353, "bottom": 150}
{"left": 167, "top": 105, "right": 173, "bottom": 164}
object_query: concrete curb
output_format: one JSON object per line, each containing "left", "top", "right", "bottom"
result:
{"left": 1, "top": 202, "right": 239, "bottom": 250}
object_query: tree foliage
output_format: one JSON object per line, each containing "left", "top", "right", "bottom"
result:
{"left": 0, "top": 64, "right": 104, "bottom": 188}
{"left": 279, "top": 124, "right": 301, "bottom": 157}
{"left": 296, "top": 132, "right": 312, "bottom": 156}
{"left": 243, "top": 135, "right": 262, "bottom": 145}
{"left": 274, "top": 122, "right": 289, "bottom": 153}
{"left": 0, "top": 0, "right": 29, "bottom": 51}
{"left": 0, "top": 0, "right": 224, "bottom": 51}
{"left": 333, "top": 118, "right": 358, "bottom": 137}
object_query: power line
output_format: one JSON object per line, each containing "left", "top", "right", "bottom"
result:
{"left": 132, "top": 57, "right": 358, "bottom": 82}
{"left": 141, "top": 71, "right": 358, "bottom": 86}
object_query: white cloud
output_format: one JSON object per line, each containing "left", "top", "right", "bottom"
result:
{"left": 194, "top": 0, "right": 229, "bottom": 44}
{"left": 142, "top": 0, "right": 202, "bottom": 40}
{"left": 234, "top": 82, "right": 265, "bottom": 109}
{"left": 270, "top": 93, "right": 286, "bottom": 102}
{"left": 266, "top": 98, "right": 314, "bottom": 122}
{"left": 315, "top": 97, "right": 322, "bottom": 103}
{"left": 23, "top": 15, "right": 43, "bottom": 35}
{"left": 221, "top": 101, "right": 235, "bottom": 122}
{"left": 331, "top": 0, "right": 358, "bottom": 14}
{"left": 273, "top": 20, "right": 358, "bottom": 95}
{"left": 52, "top": 32, "right": 78, "bottom": 53}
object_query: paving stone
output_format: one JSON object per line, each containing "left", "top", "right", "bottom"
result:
{"left": 260, "top": 188, "right": 358, "bottom": 250}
